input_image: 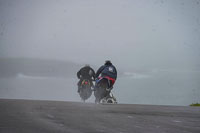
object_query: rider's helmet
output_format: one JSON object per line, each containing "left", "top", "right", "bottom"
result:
{"left": 85, "top": 64, "right": 90, "bottom": 67}
{"left": 105, "top": 60, "right": 112, "bottom": 65}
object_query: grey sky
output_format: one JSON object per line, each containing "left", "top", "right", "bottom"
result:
{"left": 0, "top": 0, "right": 200, "bottom": 70}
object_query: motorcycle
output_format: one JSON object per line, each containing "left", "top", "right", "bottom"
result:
{"left": 101, "top": 92, "right": 117, "bottom": 104}
{"left": 79, "top": 79, "right": 92, "bottom": 102}
{"left": 94, "top": 77, "right": 117, "bottom": 104}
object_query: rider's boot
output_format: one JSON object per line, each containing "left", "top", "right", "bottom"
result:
{"left": 91, "top": 85, "right": 95, "bottom": 91}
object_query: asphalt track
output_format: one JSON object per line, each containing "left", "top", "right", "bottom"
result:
{"left": 0, "top": 99, "right": 200, "bottom": 133}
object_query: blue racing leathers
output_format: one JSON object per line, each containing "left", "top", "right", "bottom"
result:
{"left": 95, "top": 64, "right": 117, "bottom": 80}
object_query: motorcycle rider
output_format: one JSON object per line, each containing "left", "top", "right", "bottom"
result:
{"left": 77, "top": 64, "right": 95, "bottom": 93}
{"left": 95, "top": 60, "right": 117, "bottom": 93}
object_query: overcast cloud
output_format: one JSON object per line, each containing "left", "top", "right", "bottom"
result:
{"left": 0, "top": 0, "right": 200, "bottom": 70}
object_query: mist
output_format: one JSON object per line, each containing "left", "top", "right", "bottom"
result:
{"left": 0, "top": 0, "right": 200, "bottom": 105}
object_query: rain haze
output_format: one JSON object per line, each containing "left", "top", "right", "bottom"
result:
{"left": 0, "top": 0, "right": 200, "bottom": 105}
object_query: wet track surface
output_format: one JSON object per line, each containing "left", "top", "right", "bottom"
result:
{"left": 0, "top": 99, "right": 200, "bottom": 133}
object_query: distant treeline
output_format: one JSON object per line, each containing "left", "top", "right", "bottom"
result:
{"left": 0, "top": 58, "right": 81, "bottom": 78}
